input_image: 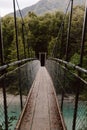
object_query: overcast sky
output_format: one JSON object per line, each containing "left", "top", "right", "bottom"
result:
{"left": 0, "top": 0, "right": 40, "bottom": 16}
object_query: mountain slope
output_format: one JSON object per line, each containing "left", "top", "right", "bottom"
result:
{"left": 9, "top": 0, "right": 85, "bottom": 17}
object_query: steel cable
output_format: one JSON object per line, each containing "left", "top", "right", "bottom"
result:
{"left": 52, "top": 0, "right": 71, "bottom": 56}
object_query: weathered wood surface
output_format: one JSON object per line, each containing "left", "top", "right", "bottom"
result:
{"left": 16, "top": 67, "right": 66, "bottom": 130}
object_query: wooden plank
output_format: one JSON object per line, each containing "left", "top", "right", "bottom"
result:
{"left": 31, "top": 68, "right": 50, "bottom": 130}
{"left": 15, "top": 67, "right": 66, "bottom": 130}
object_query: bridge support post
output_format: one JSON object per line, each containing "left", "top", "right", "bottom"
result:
{"left": 27, "top": 39, "right": 30, "bottom": 57}
{"left": 60, "top": 22, "right": 64, "bottom": 59}
{"left": 13, "top": 0, "right": 23, "bottom": 110}
{"left": 65, "top": 0, "right": 73, "bottom": 61}
{"left": 0, "top": 17, "right": 8, "bottom": 130}
{"left": 72, "top": 86, "right": 79, "bottom": 130}
{"left": 22, "top": 23, "right": 26, "bottom": 59}
{"left": 72, "top": 1, "right": 87, "bottom": 130}
{"left": 61, "top": 91, "right": 64, "bottom": 112}
{"left": 79, "top": 0, "right": 87, "bottom": 67}
{"left": 61, "top": 68, "right": 66, "bottom": 112}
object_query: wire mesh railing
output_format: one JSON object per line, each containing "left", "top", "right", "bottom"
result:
{"left": 46, "top": 58, "right": 87, "bottom": 130}
{"left": 0, "top": 59, "right": 40, "bottom": 130}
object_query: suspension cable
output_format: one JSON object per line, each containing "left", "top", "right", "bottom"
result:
{"left": 15, "top": 0, "right": 24, "bottom": 24}
{"left": 15, "top": 0, "right": 28, "bottom": 58}
{"left": 52, "top": 0, "right": 71, "bottom": 56}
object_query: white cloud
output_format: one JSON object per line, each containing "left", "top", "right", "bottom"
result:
{"left": 0, "top": 0, "right": 40, "bottom": 16}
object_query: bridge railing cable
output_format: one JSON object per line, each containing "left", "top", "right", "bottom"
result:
{"left": 0, "top": 1, "right": 41, "bottom": 130}
{"left": 0, "top": 16, "right": 40, "bottom": 129}
{"left": 0, "top": 58, "right": 40, "bottom": 130}
{"left": 46, "top": 58, "right": 87, "bottom": 130}
{"left": 49, "top": 0, "right": 87, "bottom": 130}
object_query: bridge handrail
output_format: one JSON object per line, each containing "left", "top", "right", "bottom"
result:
{"left": 48, "top": 58, "right": 87, "bottom": 74}
{"left": 0, "top": 58, "right": 37, "bottom": 72}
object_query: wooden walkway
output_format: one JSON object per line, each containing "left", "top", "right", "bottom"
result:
{"left": 16, "top": 67, "right": 66, "bottom": 130}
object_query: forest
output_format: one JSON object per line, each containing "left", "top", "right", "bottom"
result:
{"left": 0, "top": 5, "right": 87, "bottom": 130}
{"left": 0, "top": 5, "right": 87, "bottom": 69}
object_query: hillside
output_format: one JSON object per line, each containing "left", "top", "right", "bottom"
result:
{"left": 9, "top": 0, "right": 85, "bottom": 17}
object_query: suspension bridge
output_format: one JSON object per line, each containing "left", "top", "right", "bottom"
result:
{"left": 0, "top": 0, "right": 87, "bottom": 130}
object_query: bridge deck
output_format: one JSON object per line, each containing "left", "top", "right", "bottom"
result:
{"left": 16, "top": 67, "right": 65, "bottom": 130}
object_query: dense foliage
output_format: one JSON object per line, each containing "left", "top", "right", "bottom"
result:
{"left": 0, "top": 5, "right": 87, "bottom": 69}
